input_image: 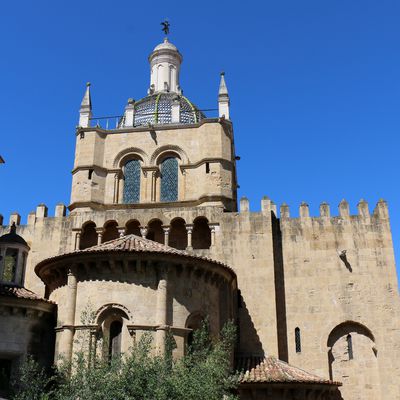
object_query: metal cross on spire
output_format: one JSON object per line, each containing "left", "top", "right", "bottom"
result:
{"left": 161, "top": 19, "right": 170, "bottom": 36}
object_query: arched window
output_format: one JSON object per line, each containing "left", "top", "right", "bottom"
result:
{"left": 102, "top": 221, "right": 119, "bottom": 243}
{"left": 2, "top": 248, "right": 18, "bottom": 282}
{"left": 108, "top": 320, "right": 122, "bottom": 360}
{"left": 146, "top": 219, "right": 164, "bottom": 244}
{"left": 295, "top": 327, "right": 301, "bottom": 353}
{"left": 169, "top": 218, "right": 187, "bottom": 250}
{"left": 192, "top": 217, "right": 211, "bottom": 249}
{"left": 80, "top": 222, "right": 97, "bottom": 250}
{"left": 123, "top": 159, "right": 141, "bottom": 204}
{"left": 186, "top": 313, "right": 205, "bottom": 348}
{"left": 347, "top": 334, "right": 353, "bottom": 360}
{"left": 160, "top": 157, "right": 178, "bottom": 202}
{"left": 125, "top": 220, "right": 141, "bottom": 236}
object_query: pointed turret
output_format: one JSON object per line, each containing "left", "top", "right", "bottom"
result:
{"left": 218, "top": 72, "right": 230, "bottom": 119}
{"left": 79, "top": 82, "right": 92, "bottom": 128}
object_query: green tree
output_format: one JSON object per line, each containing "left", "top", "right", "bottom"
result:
{"left": 12, "top": 321, "right": 239, "bottom": 400}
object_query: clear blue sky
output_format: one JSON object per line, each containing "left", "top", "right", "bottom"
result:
{"left": 1, "top": 1, "right": 399, "bottom": 276}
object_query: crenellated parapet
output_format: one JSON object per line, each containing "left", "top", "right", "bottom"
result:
{"left": 277, "top": 198, "right": 390, "bottom": 224}
{"left": 0, "top": 203, "right": 68, "bottom": 231}
{"left": 237, "top": 196, "right": 390, "bottom": 224}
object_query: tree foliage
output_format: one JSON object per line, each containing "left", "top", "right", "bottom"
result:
{"left": 12, "top": 321, "right": 239, "bottom": 400}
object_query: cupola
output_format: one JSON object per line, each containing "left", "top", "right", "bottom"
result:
{"left": 0, "top": 223, "right": 30, "bottom": 285}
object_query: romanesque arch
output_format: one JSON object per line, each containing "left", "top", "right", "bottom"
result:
{"left": 95, "top": 304, "right": 132, "bottom": 360}
{"left": 125, "top": 219, "right": 141, "bottom": 236}
{"left": 327, "top": 321, "right": 380, "bottom": 399}
{"left": 169, "top": 218, "right": 187, "bottom": 250}
{"left": 150, "top": 145, "right": 188, "bottom": 166}
{"left": 192, "top": 217, "right": 211, "bottom": 249}
{"left": 80, "top": 221, "right": 97, "bottom": 250}
{"left": 146, "top": 219, "right": 164, "bottom": 244}
{"left": 113, "top": 147, "right": 148, "bottom": 168}
{"left": 102, "top": 220, "right": 119, "bottom": 243}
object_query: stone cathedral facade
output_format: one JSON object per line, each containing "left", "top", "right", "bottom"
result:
{"left": 1, "top": 37, "right": 400, "bottom": 400}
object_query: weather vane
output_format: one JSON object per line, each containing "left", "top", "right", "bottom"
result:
{"left": 161, "top": 19, "right": 170, "bottom": 36}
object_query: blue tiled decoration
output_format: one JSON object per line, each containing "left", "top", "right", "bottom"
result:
{"left": 123, "top": 159, "right": 141, "bottom": 203}
{"left": 160, "top": 157, "right": 178, "bottom": 202}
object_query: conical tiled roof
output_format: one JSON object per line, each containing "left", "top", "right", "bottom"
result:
{"left": 237, "top": 356, "right": 341, "bottom": 386}
{"left": 36, "top": 234, "right": 234, "bottom": 276}
{"left": 78, "top": 234, "right": 188, "bottom": 255}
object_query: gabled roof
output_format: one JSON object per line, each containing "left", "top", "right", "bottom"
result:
{"left": 237, "top": 356, "right": 341, "bottom": 386}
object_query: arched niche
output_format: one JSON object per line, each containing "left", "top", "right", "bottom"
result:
{"left": 102, "top": 221, "right": 119, "bottom": 243}
{"left": 125, "top": 220, "right": 141, "bottom": 236}
{"left": 327, "top": 321, "right": 380, "bottom": 399}
{"left": 146, "top": 219, "right": 164, "bottom": 244}
{"left": 185, "top": 312, "right": 206, "bottom": 348}
{"left": 169, "top": 218, "right": 187, "bottom": 250}
{"left": 80, "top": 221, "right": 97, "bottom": 250}
{"left": 192, "top": 217, "right": 211, "bottom": 249}
{"left": 96, "top": 305, "right": 131, "bottom": 361}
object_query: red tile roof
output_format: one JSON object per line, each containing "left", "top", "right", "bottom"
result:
{"left": 237, "top": 356, "right": 341, "bottom": 386}
{"left": 0, "top": 284, "right": 54, "bottom": 304}
{"left": 36, "top": 234, "right": 235, "bottom": 277}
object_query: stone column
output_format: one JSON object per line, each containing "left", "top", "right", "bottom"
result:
{"left": 63, "top": 268, "right": 78, "bottom": 365}
{"left": 155, "top": 267, "right": 168, "bottom": 355}
{"left": 113, "top": 173, "right": 120, "bottom": 203}
{"left": 118, "top": 227, "right": 125, "bottom": 237}
{"left": 151, "top": 171, "right": 157, "bottom": 202}
{"left": 96, "top": 228, "right": 103, "bottom": 245}
{"left": 185, "top": 224, "right": 193, "bottom": 250}
{"left": 140, "top": 226, "right": 148, "bottom": 238}
{"left": 209, "top": 224, "right": 217, "bottom": 247}
{"left": 162, "top": 226, "right": 170, "bottom": 246}
{"left": 74, "top": 232, "right": 81, "bottom": 250}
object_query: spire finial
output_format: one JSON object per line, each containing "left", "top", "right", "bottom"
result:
{"left": 219, "top": 72, "right": 229, "bottom": 96}
{"left": 218, "top": 72, "right": 230, "bottom": 119}
{"left": 80, "top": 82, "right": 92, "bottom": 110}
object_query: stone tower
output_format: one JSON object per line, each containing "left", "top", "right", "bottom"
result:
{"left": 71, "top": 37, "right": 237, "bottom": 213}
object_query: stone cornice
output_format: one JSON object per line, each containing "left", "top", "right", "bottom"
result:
{"left": 68, "top": 195, "right": 235, "bottom": 212}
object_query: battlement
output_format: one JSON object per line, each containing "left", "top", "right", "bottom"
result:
{"left": 239, "top": 196, "right": 389, "bottom": 222}
{"left": 0, "top": 203, "right": 67, "bottom": 229}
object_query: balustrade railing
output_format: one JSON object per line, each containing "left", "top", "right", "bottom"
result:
{"left": 88, "top": 109, "right": 217, "bottom": 130}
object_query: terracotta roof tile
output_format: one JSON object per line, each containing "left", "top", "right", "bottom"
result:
{"left": 36, "top": 235, "right": 235, "bottom": 277}
{"left": 0, "top": 284, "right": 54, "bottom": 304}
{"left": 237, "top": 356, "right": 341, "bottom": 386}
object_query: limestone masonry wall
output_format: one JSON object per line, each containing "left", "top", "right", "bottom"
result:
{"left": 1, "top": 196, "right": 399, "bottom": 400}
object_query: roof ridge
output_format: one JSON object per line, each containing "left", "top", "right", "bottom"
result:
{"left": 236, "top": 355, "right": 341, "bottom": 386}
{"left": 80, "top": 233, "right": 188, "bottom": 254}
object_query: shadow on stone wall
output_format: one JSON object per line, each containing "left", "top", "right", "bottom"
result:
{"left": 272, "top": 213, "right": 288, "bottom": 362}
{"left": 238, "top": 294, "right": 264, "bottom": 356}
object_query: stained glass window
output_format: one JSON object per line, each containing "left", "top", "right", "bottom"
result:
{"left": 160, "top": 157, "right": 178, "bottom": 202}
{"left": 2, "top": 248, "right": 18, "bottom": 283}
{"left": 123, "top": 159, "right": 141, "bottom": 204}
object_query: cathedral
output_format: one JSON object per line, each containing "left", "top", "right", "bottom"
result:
{"left": 1, "top": 34, "right": 400, "bottom": 400}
